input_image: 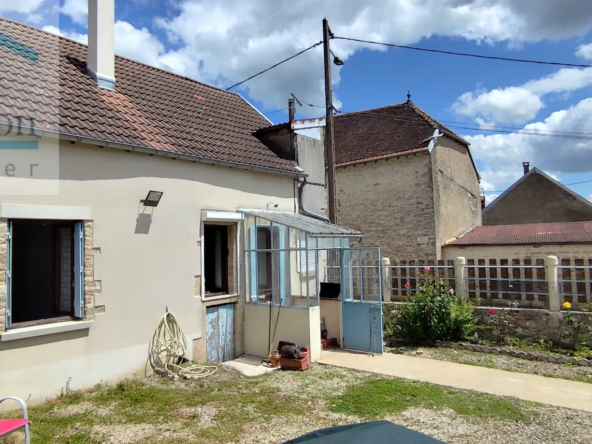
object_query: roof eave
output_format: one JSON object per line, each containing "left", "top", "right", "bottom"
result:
{"left": 0, "top": 121, "right": 304, "bottom": 178}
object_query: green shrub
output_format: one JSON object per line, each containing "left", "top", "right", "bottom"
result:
{"left": 395, "top": 269, "right": 478, "bottom": 344}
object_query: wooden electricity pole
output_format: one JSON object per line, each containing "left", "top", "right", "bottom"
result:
{"left": 323, "top": 18, "right": 337, "bottom": 224}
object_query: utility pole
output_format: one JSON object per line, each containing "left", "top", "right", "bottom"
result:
{"left": 288, "top": 98, "right": 296, "bottom": 161}
{"left": 323, "top": 18, "right": 337, "bottom": 224}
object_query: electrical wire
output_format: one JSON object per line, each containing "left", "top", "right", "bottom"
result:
{"left": 333, "top": 36, "right": 592, "bottom": 68}
{"left": 148, "top": 311, "right": 217, "bottom": 380}
{"left": 264, "top": 107, "right": 289, "bottom": 116}
{"left": 226, "top": 41, "right": 323, "bottom": 91}
{"left": 483, "top": 179, "right": 592, "bottom": 193}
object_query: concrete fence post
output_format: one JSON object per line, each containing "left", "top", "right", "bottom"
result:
{"left": 381, "top": 257, "right": 391, "bottom": 302}
{"left": 454, "top": 257, "right": 467, "bottom": 298}
{"left": 546, "top": 255, "right": 560, "bottom": 312}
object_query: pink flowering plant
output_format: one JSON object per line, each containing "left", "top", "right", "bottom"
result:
{"left": 486, "top": 300, "right": 519, "bottom": 344}
{"left": 394, "top": 267, "right": 478, "bottom": 344}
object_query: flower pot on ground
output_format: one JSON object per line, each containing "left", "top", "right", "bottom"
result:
{"left": 269, "top": 350, "right": 281, "bottom": 367}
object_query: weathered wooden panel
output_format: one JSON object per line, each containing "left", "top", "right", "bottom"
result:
{"left": 206, "top": 303, "right": 235, "bottom": 363}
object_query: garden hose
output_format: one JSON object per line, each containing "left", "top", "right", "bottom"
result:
{"left": 148, "top": 311, "right": 217, "bottom": 380}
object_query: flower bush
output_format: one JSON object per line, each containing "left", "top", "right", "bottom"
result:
{"left": 394, "top": 268, "right": 478, "bottom": 344}
{"left": 563, "top": 301, "right": 592, "bottom": 355}
{"left": 486, "top": 301, "right": 519, "bottom": 344}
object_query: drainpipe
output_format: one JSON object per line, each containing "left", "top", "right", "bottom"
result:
{"left": 298, "top": 177, "right": 331, "bottom": 223}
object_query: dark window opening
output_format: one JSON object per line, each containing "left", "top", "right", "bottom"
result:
{"left": 11, "top": 220, "right": 75, "bottom": 326}
{"left": 204, "top": 225, "right": 229, "bottom": 295}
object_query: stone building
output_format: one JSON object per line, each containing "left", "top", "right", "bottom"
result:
{"left": 483, "top": 164, "right": 592, "bottom": 225}
{"left": 334, "top": 98, "right": 482, "bottom": 261}
{"left": 443, "top": 221, "right": 592, "bottom": 262}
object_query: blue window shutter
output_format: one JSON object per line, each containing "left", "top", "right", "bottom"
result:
{"left": 74, "top": 222, "right": 84, "bottom": 318}
{"left": 5, "top": 222, "right": 12, "bottom": 329}
{"left": 248, "top": 226, "right": 257, "bottom": 299}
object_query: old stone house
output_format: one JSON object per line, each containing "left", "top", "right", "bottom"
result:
{"left": 0, "top": 5, "right": 361, "bottom": 404}
{"left": 334, "top": 98, "right": 482, "bottom": 261}
{"left": 483, "top": 164, "right": 592, "bottom": 225}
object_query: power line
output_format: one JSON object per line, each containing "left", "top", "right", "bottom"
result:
{"left": 264, "top": 107, "right": 289, "bottom": 116}
{"left": 333, "top": 36, "right": 592, "bottom": 68}
{"left": 483, "top": 178, "right": 592, "bottom": 193}
{"left": 336, "top": 110, "right": 592, "bottom": 140}
{"left": 226, "top": 41, "right": 323, "bottom": 91}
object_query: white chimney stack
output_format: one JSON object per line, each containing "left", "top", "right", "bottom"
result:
{"left": 87, "top": 0, "right": 115, "bottom": 90}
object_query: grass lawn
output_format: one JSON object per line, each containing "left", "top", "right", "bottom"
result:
{"left": 3, "top": 364, "right": 592, "bottom": 443}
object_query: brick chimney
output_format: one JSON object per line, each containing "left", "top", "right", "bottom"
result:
{"left": 522, "top": 162, "right": 530, "bottom": 175}
{"left": 87, "top": 0, "right": 115, "bottom": 91}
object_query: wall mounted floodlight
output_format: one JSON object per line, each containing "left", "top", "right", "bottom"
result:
{"left": 142, "top": 190, "right": 163, "bottom": 207}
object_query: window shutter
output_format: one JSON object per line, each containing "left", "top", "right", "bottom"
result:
{"left": 73, "top": 222, "right": 84, "bottom": 318}
{"left": 297, "top": 239, "right": 316, "bottom": 273}
{"left": 248, "top": 226, "right": 257, "bottom": 298}
{"left": 5, "top": 222, "right": 12, "bottom": 329}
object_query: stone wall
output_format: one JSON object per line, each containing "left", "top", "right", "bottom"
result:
{"left": 474, "top": 307, "right": 588, "bottom": 348}
{"left": 432, "top": 137, "right": 481, "bottom": 258}
{"left": 336, "top": 152, "right": 437, "bottom": 261}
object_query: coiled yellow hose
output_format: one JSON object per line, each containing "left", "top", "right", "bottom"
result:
{"left": 148, "top": 311, "right": 217, "bottom": 380}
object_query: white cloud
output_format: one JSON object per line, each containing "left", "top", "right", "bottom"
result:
{"left": 42, "top": 24, "right": 87, "bottom": 44}
{"left": 0, "top": 0, "right": 43, "bottom": 14}
{"left": 467, "top": 98, "right": 592, "bottom": 192}
{"left": 588, "top": 193, "right": 592, "bottom": 202}
{"left": 60, "top": 0, "right": 87, "bottom": 25}
{"left": 576, "top": 43, "right": 592, "bottom": 60}
{"left": 47, "top": 0, "right": 592, "bottom": 114}
{"left": 147, "top": 0, "right": 592, "bottom": 114}
{"left": 452, "top": 67, "right": 592, "bottom": 124}
{"left": 453, "top": 87, "right": 544, "bottom": 124}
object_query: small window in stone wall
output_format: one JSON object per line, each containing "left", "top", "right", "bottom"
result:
{"left": 6, "top": 219, "right": 84, "bottom": 328}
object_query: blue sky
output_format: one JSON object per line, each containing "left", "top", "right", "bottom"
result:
{"left": 3, "top": 0, "right": 592, "bottom": 203}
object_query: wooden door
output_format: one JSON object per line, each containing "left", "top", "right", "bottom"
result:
{"left": 206, "top": 303, "right": 235, "bottom": 363}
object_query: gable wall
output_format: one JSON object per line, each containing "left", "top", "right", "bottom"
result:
{"left": 335, "top": 152, "right": 437, "bottom": 261}
{"left": 432, "top": 137, "right": 482, "bottom": 259}
{"left": 483, "top": 173, "right": 592, "bottom": 225}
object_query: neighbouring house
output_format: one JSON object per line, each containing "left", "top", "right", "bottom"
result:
{"left": 0, "top": 4, "right": 370, "bottom": 405}
{"left": 333, "top": 97, "right": 482, "bottom": 261}
{"left": 443, "top": 221, "right": 592, "bottom": 261}
{"left": 483, "top": 163, "right": 592, "bottom": 225}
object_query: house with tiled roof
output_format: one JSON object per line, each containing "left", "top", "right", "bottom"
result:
{"left": 334, "top": 96, "right": 482, "bottom": 261}
{"left": 443, "top": 221, "right": 592, "bottom": 262}
{"left": 483, "top": 163, "right": 592, "bottom": 226}
{"left": 0, "top": 2, "right": 367, "bottom": 403}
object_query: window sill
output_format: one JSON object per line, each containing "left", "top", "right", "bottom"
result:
{"left": 202, "top": 293, "right": 239, "bottom": 302}
{"left": 0, "top": 320, "right": 93, "bottom": 342}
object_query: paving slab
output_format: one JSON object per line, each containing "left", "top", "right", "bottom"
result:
{"left": 319, "top": 349, "right": 592, "bottom": 412}
{"left": 222, "top": 355, "right": 279, "bottom": 377}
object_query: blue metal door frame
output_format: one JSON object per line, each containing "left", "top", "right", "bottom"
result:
{"left": 340, "top": 247, "right": 383, "bottom": 354}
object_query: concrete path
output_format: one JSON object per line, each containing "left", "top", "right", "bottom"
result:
{"left": 222, "top": 355, "right": 279, "bottom": 377}
{"left": 318, "top": 350, "right": 592, "bottom": 412}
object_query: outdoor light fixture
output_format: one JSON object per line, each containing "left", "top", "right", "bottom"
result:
{"left": 267, "top": 202, "right": 279, "bottom": 210}
{"left": 330, "top": 49, "right": 344, "bottom": 66}
{"left": 142, "top": 190, "right": 164, "bottom": 207}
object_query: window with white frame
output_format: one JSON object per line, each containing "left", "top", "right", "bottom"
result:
{"left": 203, "top": 223, "right": 238, "bottom": 298}
{"left": 6, "top": 219, "right": 84, "bottom": 329}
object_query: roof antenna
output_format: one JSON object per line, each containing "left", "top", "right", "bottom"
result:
{"left": 407, "top": 90, "right": 412, "bottom": 104}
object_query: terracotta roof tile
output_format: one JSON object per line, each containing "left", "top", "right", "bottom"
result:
{"left": 0, "top": 18, "right": 297, "bottom": 173}
{"left": 334, "top": 101, "right": 467, "bottom": 166}
{"left": 445, "top": 222, "right": 592, "bottom": 246}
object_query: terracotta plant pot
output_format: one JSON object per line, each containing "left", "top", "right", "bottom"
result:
{"left": 269, "top": 350, "right": 281, "bottom": 367}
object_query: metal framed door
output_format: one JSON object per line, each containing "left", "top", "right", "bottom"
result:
{"left": 340, "top": 247, "right": 383, "bottom": 354}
